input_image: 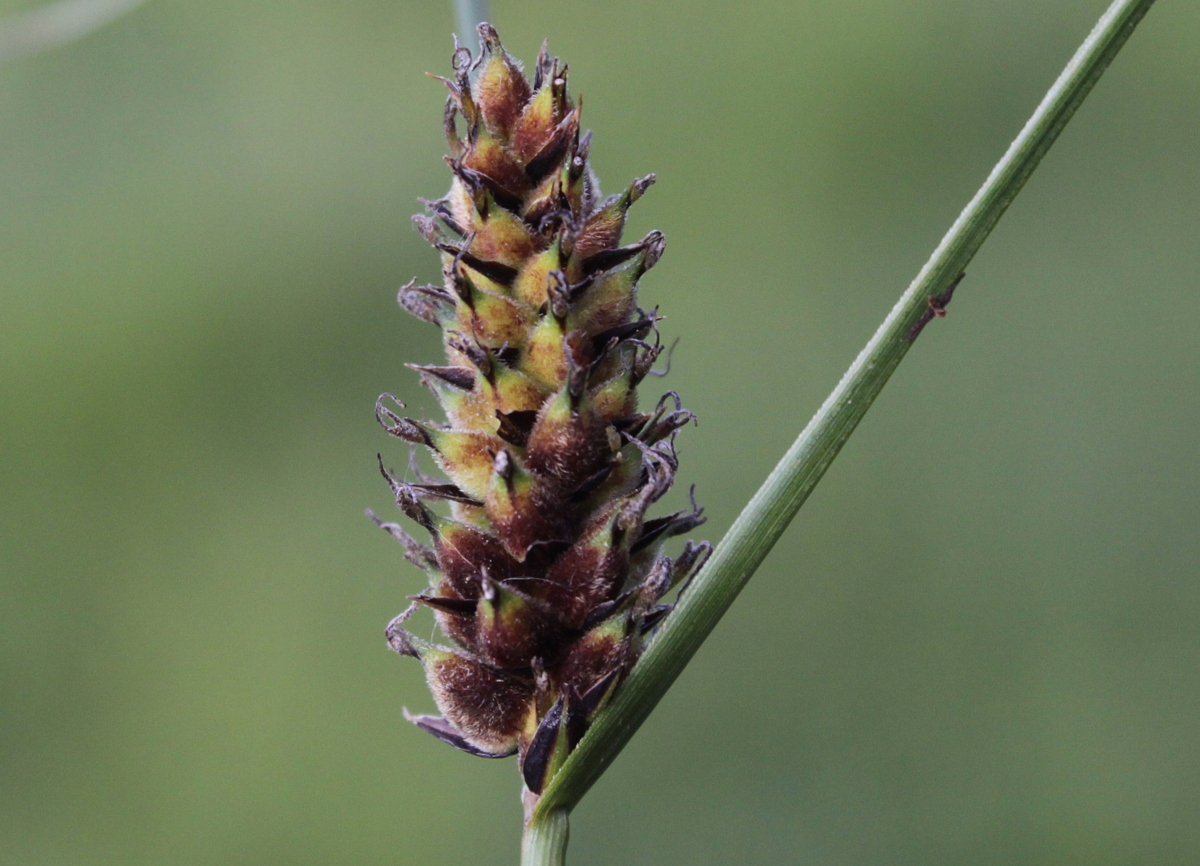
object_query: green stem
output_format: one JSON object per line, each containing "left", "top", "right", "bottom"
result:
{"left": 521, "top": 809, "right": 569, "bottom": 866}
{"left": 533, "top": 0, "right": 1157, "bottom": 823}
{"left": 454, "top": 0, "right": 490, "bottom": 40}
{"left": 0, "top": 0, "right": 152, "bottom": 62}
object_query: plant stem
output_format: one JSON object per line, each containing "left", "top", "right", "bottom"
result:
{"left": 521, "top": 809, "right": 569, "bottom": 866}
{"left": 532, "top": 0, "right": 1157, "bottom": 824}
{"left": 454, "top": 0, "right": 489, "bottom": 40}
{"left": 0, "top": 0, "right": 151, "bottom": 62}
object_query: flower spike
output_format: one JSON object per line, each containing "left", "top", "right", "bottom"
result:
{"left": 376, "top": 24, "right": 705, "bottom": 801}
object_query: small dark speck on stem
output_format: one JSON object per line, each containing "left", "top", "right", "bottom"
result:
{"left": 907, "top": 271, "right": 966, "bottom": 342}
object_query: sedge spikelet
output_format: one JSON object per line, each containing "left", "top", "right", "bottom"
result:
{"left": 374, "top": 24, "right": 709, "bottom": 801}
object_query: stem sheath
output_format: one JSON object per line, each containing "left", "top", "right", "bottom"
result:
{"left": 521, "top": 809, "right": 569, "bottom": 866}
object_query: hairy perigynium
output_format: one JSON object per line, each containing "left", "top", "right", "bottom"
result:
{"left": 373, "top": 25, "right": 709, "bottom": 801}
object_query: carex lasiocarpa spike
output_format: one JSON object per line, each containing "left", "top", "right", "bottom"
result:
{"left": 376, "top": 24, "right": 710, "bottom": 801}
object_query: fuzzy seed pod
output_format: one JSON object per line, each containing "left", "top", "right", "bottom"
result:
{"left": 375, "top": 25, "right": 711, "bottom": 799}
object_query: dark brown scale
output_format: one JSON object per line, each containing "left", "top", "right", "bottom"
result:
{"left": 553, "top": 616, "right": 633, "bottom": 701}
{"left": 435, "top": 520, "right": 519, "bottom": 592}
{"left": 474, "top": 576, "right": 571, "bottom": 669}
{"left": 541, "top": 507, "right": 631, "bottom": 628}
{"left": 427, "top": 650, "right": 535, "bottom": 754}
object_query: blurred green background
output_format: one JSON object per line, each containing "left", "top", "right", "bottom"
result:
{"left": 2, "top": 0, "right": 1198, "bottom": 863}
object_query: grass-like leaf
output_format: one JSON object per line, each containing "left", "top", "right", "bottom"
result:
{"left": 523, "top": 0, "right": 1159, "bottom": 859}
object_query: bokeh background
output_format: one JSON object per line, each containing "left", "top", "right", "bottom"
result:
{"left": 2, "top": 0, "right": 1198, "bottom": 863}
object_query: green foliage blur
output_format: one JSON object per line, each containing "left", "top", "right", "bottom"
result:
{"left": 2, "top": 1, "right": 1197, "bottom": 863}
